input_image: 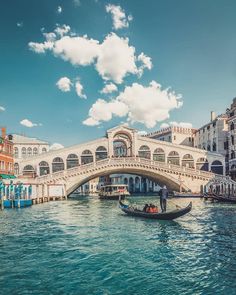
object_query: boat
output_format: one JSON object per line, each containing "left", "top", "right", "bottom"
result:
{"left": 204, "top": 193, "right": 236, "bottom": 204}
{"left": 119, "top": 199, "right": 192, "bottom": 220}
{"left": 173, "top": 191, "right": 203, "bottom": 198}
{"left": 99, "top": 184, "right": 130, "bottom": 200}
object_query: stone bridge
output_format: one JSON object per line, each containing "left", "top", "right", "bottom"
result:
{"left": 15, "top": 125, "right": 226, "bottom": 194}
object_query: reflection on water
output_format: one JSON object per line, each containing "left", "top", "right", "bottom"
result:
{"left": 0, "top": 195, "right": 236, "bottom": 295}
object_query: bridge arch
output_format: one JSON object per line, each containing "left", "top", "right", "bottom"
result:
{"left": 67, "top": 154, "right": 79, "bottom": 169}
{"left": 182, "top": 154, "right": 194, "bottom": 168}
{"left": 23, "top": 165, "right": 35, "bottom": 176}
{"left": 138, "top": 145, "right": 151, "bottom": 159}
{"left": 153, "top": 148, "right": 165, "bottom": 162}
{"left": 81, "top": 150, "right": 93, "bottom": 164}
{"left": 167, "top": 151, "right": 180, "bottom": 166}
{"left": 95, "top": 146, "right": 108, "bottom": 161}
{"left": 52, "top": 157, "right": 64, "bottom": 173}
{"left": 196, "top": 157, "right": 209, "bottom": 171}
{"left": 39, "top": 161, "right": 50, "bottom": 176}
{"left": 211, "top": 160, "right": 223, "bottom": 175}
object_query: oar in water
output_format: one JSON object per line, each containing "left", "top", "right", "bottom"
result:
{"left": 168, "top": 199, "right": 202, "bottom": 222}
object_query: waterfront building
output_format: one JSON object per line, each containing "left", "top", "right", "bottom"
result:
{"left": 110, "top": 173, "right": 161, "bottom": 193}
{"left": 0, "top": 127, "right": 14, "bottom": 178}
{"left": 12, "top": 134, "right": 50, "bottom": 175}
{"left": 146, "top": 126, "right": 196, "bottom": 147}
{"left": 226, "top": 98, "right": 236, "bottom": 180}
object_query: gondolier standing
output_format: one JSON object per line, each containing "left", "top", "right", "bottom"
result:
{"left": 160, "top": 185, "right": 168, "bottom": 212}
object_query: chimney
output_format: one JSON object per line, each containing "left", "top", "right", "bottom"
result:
{"left": 1, "top": 127, "right": 6, "bottom": 138}
{"left": 210, "top": 111, "right": 216, "bottom": 122}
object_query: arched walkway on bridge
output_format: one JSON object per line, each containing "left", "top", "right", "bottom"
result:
{"left": 167, "top": 151, "right": 180, "bottom": 166}
{"left": 52, "top": 157, "right": 64, "bottom": 173}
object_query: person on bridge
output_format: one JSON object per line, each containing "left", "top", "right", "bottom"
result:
{"left": 160, "top": 185, "right": 168, "bottom": 212}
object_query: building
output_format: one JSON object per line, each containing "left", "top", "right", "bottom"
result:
{"left": 12, "top": 134, "right": 50, "bottom": 176}
{"left": 226, "top": 98, "right": 236, "bottom": 180}
{"left": 0, "top": 127, "right": 14, "bottom": 178}
{"left": 194, "top": 112, "right": 228, "bottom": 156}
{"left": 110, "top": 173, "right": 161, "bottom": 193}
{"left": 146, "top": 126, "right": 196, "bottom": 147}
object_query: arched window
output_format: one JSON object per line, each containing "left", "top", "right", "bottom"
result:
{"left": 52, "top": 157, "right": 64, "bottom": 173}
{"left": 96, "top": 146, "right": 108, "bottom": 161}
{"left": 196, "top": 157, "right": 209, "bottom": 171}
{"left": 39, "top": 161, "right": 50, "bottom": 176}
{"left": 22, "top": 147, "right": 26, "bottom": 158}
{"left": 182, "top": 154, "right": 194, "bottom": 169}
{"left": 14, "top": 147, "right": 19, "bottom": 158}
{"left": 167, "top": 151, "right": 180, "bottom": 166}
{"left": 27, "top": 147, "right": 32, "bottom": 156}
{"left": 231, "top": 151, "right": 235, "bottom": 159}
{"left": 67, "top": 154, "right": 79, "bottom": 169}
{"left": 33, "top": 147, "right": 38, "bottom": 155}
{"left": 135, "top": 177, "right": 140, "bottom": 193}
{"left": 23, "top": 165, "right": 35, "bottom": 177}
{"left": 42, "top": 147, "right": 47, "bottom": 153}
{"left": 153, "top": 148, "right": 165, "bottom": 162}
{"left": 14, "top": 163, "right": 19, "bottom": 175}
{"left": 138, "top": 145, "right": 151, "bottom": 159}
{"left": 211, "top": 160, "right": 223, "bottom": 175}
{"left": 113, "top": 132, "right": 132, "bottom": 157}
{"left": 81, "top": 150, "right": 93, "bottom": 165}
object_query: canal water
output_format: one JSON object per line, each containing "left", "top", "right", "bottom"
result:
{"left": 0, "top": 196, "right": 236, "bottom": 295}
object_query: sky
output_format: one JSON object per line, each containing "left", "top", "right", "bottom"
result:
{"left": 0, "top": 0, "right": 236, "bottom": 147}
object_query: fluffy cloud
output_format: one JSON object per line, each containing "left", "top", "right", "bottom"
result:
{"left": 105, "top": 4, "right": 132, "bottom": 30}
{"left": 56, "top": 77, "right": 72, "bottom": 92}
{"left": 57, "top": 6, "right": 62, "bottom": 14}
{"left": 53, "top": 35, "right": 99, "bottom": 65}
{"left": 75, "top": 79, "right": 87, "bottom": 99}
{"left": 0, "top": 106, "right": 5, "bottom": 111}
{"left": 160, "top": 122, "right": 193, "bottom": 129}
{"left": 50, "top": 143, "right": 64, "bottom": 150}
{"left": 96, "top": 33, "right": 137, "bottom": 83}
{"left": 54, "top": 24, "right": 70, "bottom": 37}
{"left": 100, "top": 83, "right": 118, "bottom": 94}
{"left": 20, "top": 119, "right": 41, "bottom": 128}
{"left": 83, "top": 99, "right": 128, "bottom": 126}
{"left": 137, "top": 52, "right": 153, "bottom": 76}
{"left": 28, "top": 41, "right": 54, "bottom": 53}
{"left": 29, "top": 30, "right": 151, "bottom": 83}
{"left": 84, "top": 81, "right": 182, "bottom": 128}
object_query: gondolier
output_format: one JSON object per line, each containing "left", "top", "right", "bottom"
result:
{"left": 160, "top": 185, "right": 168, "bottom": 212}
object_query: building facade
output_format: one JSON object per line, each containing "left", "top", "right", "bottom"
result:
{"left": 146, "top": 126, "right": 196, "bottom": 147}
{"left": 12, "top": 134, "right": 50, "bottom": 175}
{"left": 226, "top": 98, "right": 236, "bottom": 180}
{"left": 0, "top": 128, "right": 14, "bottom": 177}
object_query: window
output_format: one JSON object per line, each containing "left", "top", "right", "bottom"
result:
{"left": 14, "top": 147, "right": 19, "bottom": 158}
{"left": 33, "top": 148, "right": 38, "bottom": 155}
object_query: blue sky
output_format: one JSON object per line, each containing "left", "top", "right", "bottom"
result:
{"left": 0, "top": 0, "right": 236, "bottom": 147}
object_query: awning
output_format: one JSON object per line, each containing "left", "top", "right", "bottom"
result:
{"left": 0, "top": 174, "right": 16, "bottom": 179}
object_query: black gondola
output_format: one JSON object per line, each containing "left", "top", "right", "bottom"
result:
{"left": 119, "top": 200, "right": 192, "bottom": 220}
{"left": 204, "top": 193, "right": 236, "bottom": 204}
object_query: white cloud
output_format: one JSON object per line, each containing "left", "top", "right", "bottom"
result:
{"left": 96, "top": 33, "right": 137, "bottom": 83}
{"left": 0, "top": 106, "right": 5, "bottom": 112}
{"left": 50, "top": 143, "right": 64, "bottom": 150}
{"left": 160, "top": 122, "right": 193, "bottom": 129}
{"left": 53, "top": 35, "right": 99, "bottom": 65}
{"left": 17, "top": 22, "right": 23, "bottom": 28}
{"left": 57, "top": 6, "right": 62, "bottom": 14}
{"left": 29, "top": 30, "right": 152, "bottom": 83}
{"left": 137, "top": 52, "right": 152, "bottom": 76}
{"left": 28, "top": 41, "right": 54, "bottom": 53}
{"left": 75, "top": 78, "right": 87, "bottom": 99}
{"left": 105, "top": 4, "right": 132, "bottom": 30}
{"left": 100, "top": 83, "right": 118, "bottom": 94}
{"left": 83, "top": 98, "right": 128, "bottom": 126}
{"left": 84, "top": 81, "right": 182, "bottom": 128}
{"left": 170, "top": 121, "right": 193, "bottom": 128}
{"left": 160, "top": 123, "right": 170, "bottom": 129}
{"left": 54, "top": 24, "right": 70, "bottom": 37}
{"left": 20, "top": 119, "right": 40, "bottom": 128}
{"left": 56, "top": 77, "right": 72, "bottom": 92}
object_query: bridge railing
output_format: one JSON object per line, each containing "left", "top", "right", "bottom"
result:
{"left": 36, "top": 156, "right": 215, "bottom": 183}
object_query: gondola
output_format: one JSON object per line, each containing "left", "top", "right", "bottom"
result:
{"left": 204, "top": 193, "right": 236, "bottom": 204}
{"left": 119, "top": 200, "right": 192, "bottom": 220}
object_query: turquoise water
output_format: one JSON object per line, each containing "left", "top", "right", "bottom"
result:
{"left": 0, "top": 196, "right": 236, "bottom": 295}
